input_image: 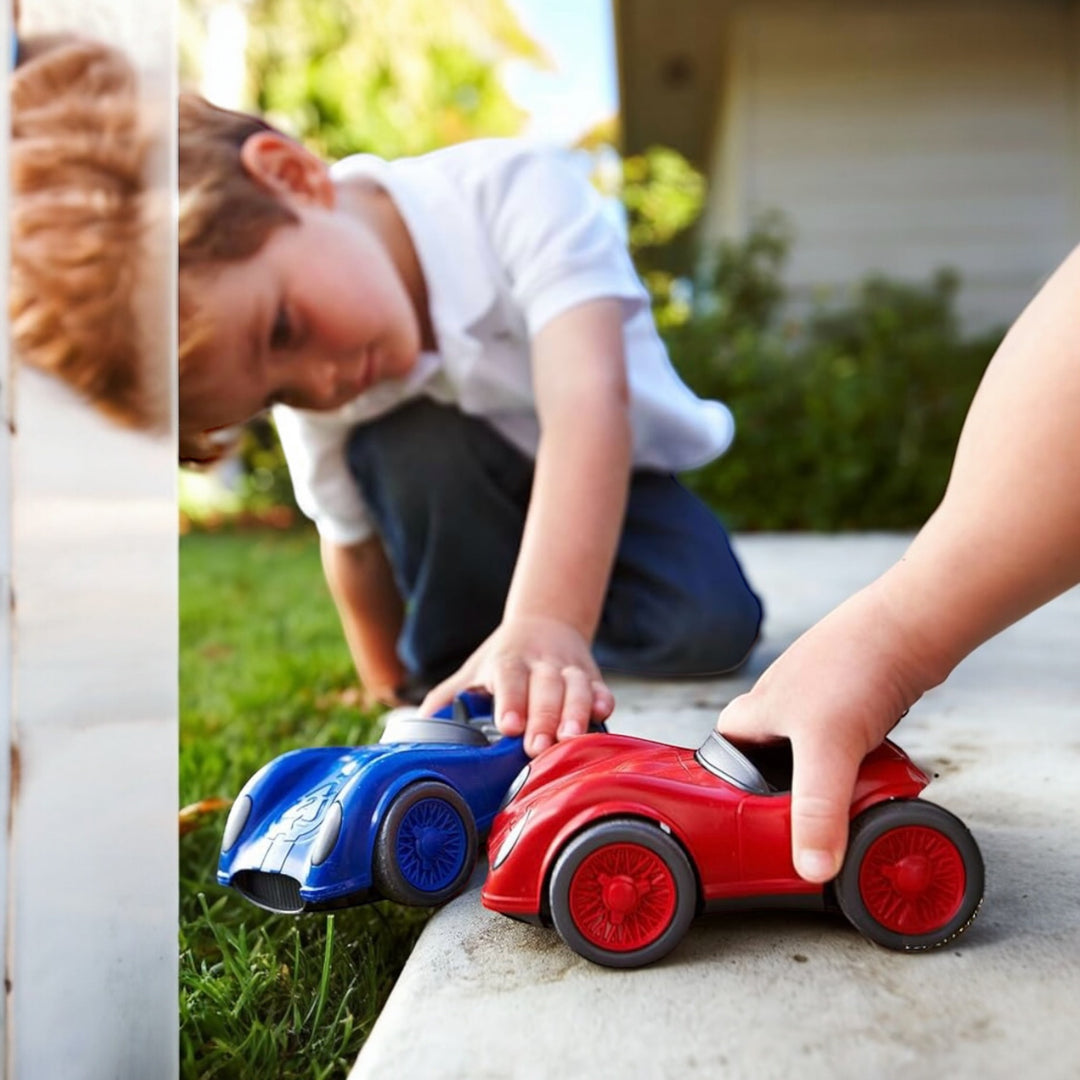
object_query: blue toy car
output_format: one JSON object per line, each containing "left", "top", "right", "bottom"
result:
{"left": 218, "top": 691, "right": 530, "bottom": 912}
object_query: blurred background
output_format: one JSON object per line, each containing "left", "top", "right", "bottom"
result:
{"left": 178, "top": 5, "right": 1078, "bottom": 1076}
{"left": 178, "top": 0, "right": 1079, "bottom": 534}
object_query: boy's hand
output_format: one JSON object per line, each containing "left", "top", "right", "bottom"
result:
{"left": 717, "top": 582, "right": 929, "bottom": 883}
{"left": 419, "top": 614, "right": 614, "bottom": 756}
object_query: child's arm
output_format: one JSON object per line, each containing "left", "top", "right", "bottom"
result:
{"left": 274, "top": 408, "right": 406, "bottom": 703}
{"left": 421, "top": 297, "right": 628, "bottom": 753}
{"left": 321, "top": 537, "right": 407, "bottom": 707}
{"left": 718, "top": 243, "right": 1080, "bottom": 883}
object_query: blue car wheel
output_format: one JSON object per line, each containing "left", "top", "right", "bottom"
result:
{"left": 374, "top": 781, "right": 479, "bottom": 906}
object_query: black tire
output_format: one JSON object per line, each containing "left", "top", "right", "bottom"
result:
{"left": 373, "top": 780, "right": 479, "bottom": 906}
{"left": 836, "top": 799, "right": 984, "bottom": 951}
{"left": 549, "top": 818, "right": 698, "bottom": 969}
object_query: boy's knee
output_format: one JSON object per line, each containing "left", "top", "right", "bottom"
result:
{"left": 348, "top": 399, "right": 456, "bottom": 478}
{"left": 345, "top": 398, "right": 531, "bottom": 550}
{"left": 597, "top": 581, "right": 763, "bottom": 678}
{"left": 345, "top": 400, "right": 473, "bottom": 520}
{"left": 671, "top": 589, "right": 763, "bottom": 675}
{"left": 347, "top": 399, "right": 528, "bottom": 494}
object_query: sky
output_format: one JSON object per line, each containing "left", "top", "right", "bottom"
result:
{"left": 502, "top": 0, "right": 619, "bottom": 144}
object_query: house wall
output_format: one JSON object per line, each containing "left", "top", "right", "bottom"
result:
{"left": 614, "top": 0, "right": 731, "bottom": 169}
{"left": 703, "top": 0, "right": 1080, "bottom": 329}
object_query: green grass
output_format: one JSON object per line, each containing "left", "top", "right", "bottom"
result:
{"left": 180, "top": 529, "right": 429, "bottom": 1080}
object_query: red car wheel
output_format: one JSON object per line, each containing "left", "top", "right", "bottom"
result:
{"left": 549, "top": 818, "right": 697, "bottom": 968}
{"left": 836, "top": 800, "right": 984, "bottom": 951}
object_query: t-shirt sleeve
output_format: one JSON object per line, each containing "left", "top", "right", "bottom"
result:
{"left": 273, "top": 406, "right": 376, "bottom": 546}
{"left": 482, "top": 146, "right": 650, "bottom": 337}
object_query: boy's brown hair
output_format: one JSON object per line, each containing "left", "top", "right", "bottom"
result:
{"left": 9, "top": 37, "right": 160, "bottom": 428}
{"left": 178, "top": 94, "right": 297, "bottom": 268}
{"left": 178, "top": 94, "right": 298, "bottom": 461}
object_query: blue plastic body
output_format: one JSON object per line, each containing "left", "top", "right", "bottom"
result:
{"left": 217, "top": 691, "right": 527, "bottom": 911}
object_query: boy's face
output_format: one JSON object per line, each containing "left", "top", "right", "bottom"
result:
{"left": 181, "top": 136, "right": 422, "bottom": 444}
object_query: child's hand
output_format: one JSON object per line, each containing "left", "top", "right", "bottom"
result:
{"left": 717, "top": 581, "right": 931, "bottom": 884}
{"left": 419, "top": 614, "right": 614, "bottom": 756}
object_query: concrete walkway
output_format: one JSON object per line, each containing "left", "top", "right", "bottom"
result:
{"left": 351, "top": 535, "right": 1080, "bottom": 1080}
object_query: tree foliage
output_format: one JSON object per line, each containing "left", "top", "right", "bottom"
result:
{"left": 187, "top": 0, "right": 550, "bottom": 158}
{"left": 669, "top": 219, "right": 1002, "bottom": 530}
{"left": 620, "top": 146, "right": 706, "bottom": 254}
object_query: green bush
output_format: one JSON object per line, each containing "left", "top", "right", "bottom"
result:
{"left": 667, "top": 220, "right": 1003, "bottom": 530}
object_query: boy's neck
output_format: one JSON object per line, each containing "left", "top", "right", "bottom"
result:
{"left": 335, "top": 177, "right": 437, "bottom": 353}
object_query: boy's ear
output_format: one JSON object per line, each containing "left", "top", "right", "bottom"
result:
{"left": 239, "top": 132, "right": 335, "bottom": 208}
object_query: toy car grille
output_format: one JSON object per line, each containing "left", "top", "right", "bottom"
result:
{"left": 232, "top": 870, "right": 304, "bottom": 914}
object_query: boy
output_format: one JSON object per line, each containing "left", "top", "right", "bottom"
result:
{"left": 720, "top": 243, "right": 1080, "bottom": 883}
{"left": 179, "top": 96, "right": 763, "bottom": 755}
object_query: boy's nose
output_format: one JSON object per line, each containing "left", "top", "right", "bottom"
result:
{"left": 287, "top": 357, "right": 340, "bottom": 409}
{"left": 281, "top": 348, "right": 369, "bottom": 410}
{"left": 335, "top": 350, "right": 370, "bottom": 391}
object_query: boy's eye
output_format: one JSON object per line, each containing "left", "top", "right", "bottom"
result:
{"left": 270, "top": 304, "right": 293, "bottom": 350}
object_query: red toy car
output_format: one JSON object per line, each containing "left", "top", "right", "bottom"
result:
{"left": 481, "top": 731, "right": 984, "bottom": 968}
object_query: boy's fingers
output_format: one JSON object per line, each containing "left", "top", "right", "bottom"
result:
{"left": 419, "top": 675, "right": 464, "bottom": 718}
{"left": 789, "top": 732, "right": 862, "bottom": 883}
{"left": 557, "top": 668, "right": 592, "bottom": 738}
{"left": 718, "top": 696, "right": 869, "bottom": 882}
{"left": 523, "top": 663, "right": 563, "bottom": 757}
{"left": 590, "top": 680, "right": 614, "bottom": 721}
{"left": 493, "top": 663, "right": 528, "bottom": 737}
{"left": 715, "top": 692, "right": 765, "bottom": 741}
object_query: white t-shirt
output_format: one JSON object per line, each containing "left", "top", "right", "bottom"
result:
{"left": 274, "top": 138, "right": 734, "bottom": 545}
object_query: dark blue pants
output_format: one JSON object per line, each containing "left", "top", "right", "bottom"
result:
{"left": 346, "top": 399, "right": 763, "bottom": 687}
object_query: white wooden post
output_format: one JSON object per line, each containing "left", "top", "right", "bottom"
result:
{"left": 3, "top": 2, "right": 177, "bottom": 1077}
{"left": 0, "top": 0, "right": 15, "bottom": 1066}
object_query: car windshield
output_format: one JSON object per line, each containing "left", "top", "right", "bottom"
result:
{"left": 695, "top": 731, "right": 772, "bottom": 794}
{"left": 695, "top": 732, "right": 795, "bottom": 793}
{"left": 379, "top": 714, "right": 493, "bottom": 747}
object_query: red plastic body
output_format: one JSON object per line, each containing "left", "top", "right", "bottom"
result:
{"left": 481, "top": 734, "right": 929, "bottom": 919}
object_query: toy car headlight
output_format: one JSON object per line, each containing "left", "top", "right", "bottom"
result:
{"left": 310, "top": 802, "right": 343, "bottom": 867}
{"left": 498, "top": 764, "right": 531, "bottom": 812}
{"left": 491, "top": 810, "right": 530, "bottom": 870}
{"left": 221, "top": 794, "right": 252, "bottom": 852}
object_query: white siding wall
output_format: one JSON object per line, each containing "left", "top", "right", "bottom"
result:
{"left": 705, "top": 0, "right": 1080, "bottom": 329}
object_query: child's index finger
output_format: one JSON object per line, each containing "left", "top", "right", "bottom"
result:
{"left": 788, "top": 732, "right": 862, "bottom": 883}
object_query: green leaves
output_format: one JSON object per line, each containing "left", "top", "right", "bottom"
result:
{"left": 670, "top": 222, "right": 1003, "bottom": 530}
{"left": 621, "top": 147, "right": 707, "bottom": 251}
{"left": 243, "top": 0, "right": 542, "bottom": 159}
